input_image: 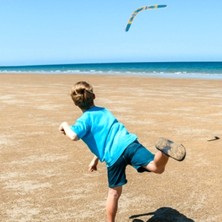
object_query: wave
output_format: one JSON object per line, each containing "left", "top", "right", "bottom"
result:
{"left": 0, "top": 62, "right": 222, "bottom": 79}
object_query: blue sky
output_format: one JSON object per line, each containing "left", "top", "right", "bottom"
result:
{"left": 0, "top": 0, "right": 222, "bottom": 66}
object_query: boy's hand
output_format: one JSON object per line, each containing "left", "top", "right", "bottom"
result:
{"left": 59, "top": 122, "right": 79, "bottom": 141}
{"left": 88, "top": 157, "right": 99, "bottom": 172}
{"left": 59, "top": 122, "right": 68, "bottom": 134}
{"left": 59, "top": 128, "right": 66, "bottom": 135}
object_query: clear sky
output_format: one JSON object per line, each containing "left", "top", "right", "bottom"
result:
{"left": 0, "top": 0, "right": 222, "bottom": 66}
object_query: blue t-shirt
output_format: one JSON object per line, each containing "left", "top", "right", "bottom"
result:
{"left": 70, "top": 106, "right": 137, "bottom": 167}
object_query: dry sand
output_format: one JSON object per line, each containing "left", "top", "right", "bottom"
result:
{"left": 0, "top": 74, "right": 222, "bottom": 222}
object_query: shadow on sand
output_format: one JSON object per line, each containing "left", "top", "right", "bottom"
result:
{"left": 129, "top": 207, "right": 195, "bottom": 222}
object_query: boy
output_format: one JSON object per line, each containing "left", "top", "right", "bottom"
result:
{"left": 59, "top": 81, "right": 186, "bottom": 222}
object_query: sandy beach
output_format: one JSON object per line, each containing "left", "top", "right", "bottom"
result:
{"left": 0, "top": 74, "right": 222, "bottom": 222}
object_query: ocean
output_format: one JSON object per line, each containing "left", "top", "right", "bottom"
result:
{"left": 0, "top": 62, "right": 222, "bottom": 79}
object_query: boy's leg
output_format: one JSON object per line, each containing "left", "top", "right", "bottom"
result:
{"left": 145, "top": 150, "right": 169, "bottom": 173}
{"left": 106, "top": 186, "right": 122, "bottom": 222}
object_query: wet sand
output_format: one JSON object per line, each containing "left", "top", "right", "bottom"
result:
{"left": 0, "top": 74, "right": 222, "bottom": 221}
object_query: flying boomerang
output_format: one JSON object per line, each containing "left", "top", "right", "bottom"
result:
{"left": 125, "top": 5, "right": 167, "bottom": 32}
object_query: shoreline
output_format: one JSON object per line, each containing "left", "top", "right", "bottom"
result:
{"left": 1, "top": 72, "right": 222, "bottom": 81}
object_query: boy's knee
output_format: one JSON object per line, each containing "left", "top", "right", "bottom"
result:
{"left": 108, "top": 187, "right": 122, "bottom": 200}
{"left": 110, "top": 192, "right": 120, "bottom": 200}
{"left": 108, "top": 191, "right": 119, "bottom": 199}
{"left": 147, "top": 164, "right": 165, "bottom": 174}
{"left": 154, "top": 167, "right": 165, "bottom": 174}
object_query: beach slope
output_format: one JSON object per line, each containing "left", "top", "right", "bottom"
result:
{"left": 0, "top": 74, "right": 221, "bottom": 221}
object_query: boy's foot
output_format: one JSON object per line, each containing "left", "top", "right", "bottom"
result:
{"left": 155, "top": 137, "right": 186, "bottom": 161}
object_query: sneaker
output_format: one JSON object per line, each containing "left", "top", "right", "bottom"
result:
{"left": 155, "top": 137, "right": 186, "bottom": 161}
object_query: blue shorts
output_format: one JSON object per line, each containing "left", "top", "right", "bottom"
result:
{"left": 107, "top": 140, "right": 154, "bottom": 188}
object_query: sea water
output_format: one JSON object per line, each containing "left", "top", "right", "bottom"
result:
{"left": 0, "top": 62, "right": 222, "bottom": 80}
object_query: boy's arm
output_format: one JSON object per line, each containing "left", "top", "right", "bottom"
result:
{"left": 59, "top": 122, "right": 79, "bottom": 141}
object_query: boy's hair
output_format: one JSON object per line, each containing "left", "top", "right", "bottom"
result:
{"left": 70, "top": 81, "right": 95, "bottom": 110}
